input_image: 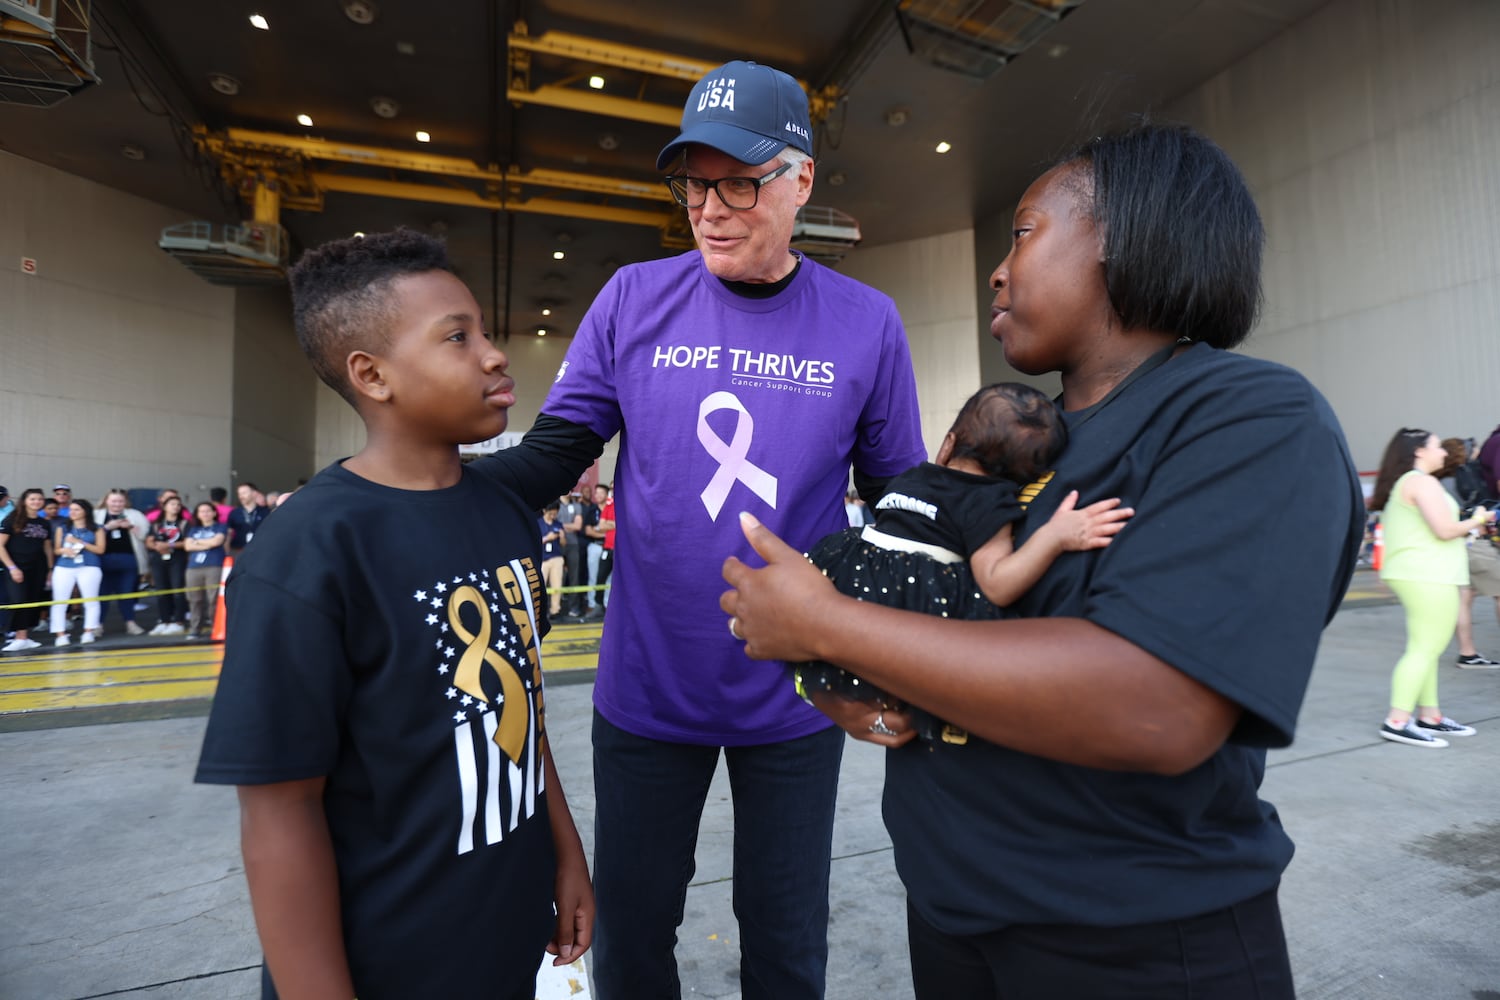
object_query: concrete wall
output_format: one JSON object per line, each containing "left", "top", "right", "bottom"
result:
{"left": 840, "top": 230, "right": 983, "bottom": 458}
{"left": 229, "top": 284, "right": 316, "bottom": 493}
{"left": 973, "top": 0, "right": 1500, "bottom": 472}
{"left": 0, "top": 150, "right": 236, "bottom": 503}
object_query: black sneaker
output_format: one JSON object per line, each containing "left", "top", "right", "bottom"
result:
{"left": 1455, "top": 653, "right": 1500, "bottom": 668}
{"left": 1380, "top": 720, "right": 1449, "bottom": 748}
{"left": 1414, "top": 716, "right": 1476, "bottom": 737}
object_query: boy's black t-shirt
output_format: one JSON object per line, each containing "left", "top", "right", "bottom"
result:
{"left": 195, "top": 459, "right": 558, "bottom": 999}
{"left": 884, "top": 344, "right": 1364, "bottom": 936}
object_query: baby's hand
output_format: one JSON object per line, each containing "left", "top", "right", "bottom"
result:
{"left": 1044, "top": 490, "right": 1134, "bottom": 551}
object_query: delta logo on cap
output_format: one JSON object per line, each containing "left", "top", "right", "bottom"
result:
{"left": 656, "top": 60, "right": 814, "bottom": 170}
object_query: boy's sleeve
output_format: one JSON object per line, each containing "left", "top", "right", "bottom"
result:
{"left": 195, "top": 570, "right": 351, "bottom": 785}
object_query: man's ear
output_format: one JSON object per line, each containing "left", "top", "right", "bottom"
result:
{"left": 346, "top": 350, "right": 390, "bottom": 403}
{"left": 794, "top": 159, "right": 815, "bottom": 207}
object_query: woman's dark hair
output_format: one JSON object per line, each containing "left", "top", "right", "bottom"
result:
{"left": 2, "top": 488, "right": 44, "bottom": 535}
{"left": 68, "top": 498, "right": 96, "bottom": 527}
{"left": 1370, "top": 428, "right": 1431, "bottom": 511}
{"left": 946, "top": 383, "right": 1067, "bottom": 483}
{"left": 194, "top": 501, "right": 220, "bottom": 526}
{"left": 158, "top": 495, "right": 186, "bottom": 523}
{"left": 1437, "top": 437, "right": 1469, "bottom": 480}
{"left": 1063, "top": 121, "right": 1264, "bottom": 348}
{"left": 288, "top": 228, "right": 453, "bottom": 405}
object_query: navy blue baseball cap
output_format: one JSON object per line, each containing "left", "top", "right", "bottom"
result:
{"left": 656, "top": 60, "right": 814, "bottom": 171}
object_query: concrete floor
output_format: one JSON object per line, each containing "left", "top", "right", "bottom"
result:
{"left": 1, "top": 596, "right": 1498, "bottom": 999}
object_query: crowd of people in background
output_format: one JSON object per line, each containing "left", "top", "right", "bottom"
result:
{"left": 543, "top": 482, "right": 615, "bottom": 622}
{"left": 0, "top": 480, "right": 298, "bottom": 651}
{"left": 3, "top": 472, "right": 612, "bottom": 650}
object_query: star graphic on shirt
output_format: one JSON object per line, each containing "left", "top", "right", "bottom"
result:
{"left": 440, "top": 622, "right": 449, "bottom": 634}
{"left": 460, "top": 694, "right": 473, "bottom": 707}
{"left": 444, "top": 646, "right": 455, "bottom": 658}
{"left": 494, "top": 636, "right": 505, "bottom": 651}
{"left": 430, "top": 597, "right": 442, "bottom": 608}
{"left": 413, "top": 590, "right": 428, "bottom": 602}
{"left": 434, "top": 581, "right": 448, "bottom": 594}
{"left": 490, "top": 603, "right": 500, "bottom": 614}
{"left": 425, "top": 613, "right": 438, "bottom": 626}
{"left": 445, "top": 687, "right": 457, "bottom": 699}
{"left": 452, "top": 711, "right": 466, "bottom": 723}
{"left": 476, "top": 701, "right": 489, "bottom": 713}
{"left": 434, "top": 638, "right": 443, "bottom": 650}
{"left": 437, "top": 664, "right": 449, "bottom": 675}
{"left": 468, "top": 572, "right": 478, "bottom": 582}
{"left": 479, "top": 581, "right": 490, "bottom": 593}
{"left": 451, "top": 575, "right": 462, "bottom": 585}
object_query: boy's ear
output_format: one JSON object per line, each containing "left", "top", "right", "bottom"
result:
{"left": 346, "top": 350, "right": 391, "bottom": 403}
{"left": 935, "top": 432, "right": 956, "bottom": 466}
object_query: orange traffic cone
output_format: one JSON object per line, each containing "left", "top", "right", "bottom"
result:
{"left": 210, "top": 556, "right": 233, "bottom": 642}
{"left": 1370, "top": 522, "right": 1383, "bottom": 572}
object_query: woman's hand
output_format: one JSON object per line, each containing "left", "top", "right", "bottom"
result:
{"left": 721, "top": 512, "right": 841, "bottom": 664}
{"left": 810, "top": 693, "right": 917, "bottom": 747}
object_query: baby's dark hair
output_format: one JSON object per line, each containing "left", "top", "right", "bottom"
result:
{"left": 288, "top": 229, "right": 453, "bottom": 405}
{"left": 946, "top": 383, "right": 1067, "bottom": 482}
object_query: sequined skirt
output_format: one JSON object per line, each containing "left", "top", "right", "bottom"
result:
{"left": 793, "top": 527, "right": 1003, "bottom": 741}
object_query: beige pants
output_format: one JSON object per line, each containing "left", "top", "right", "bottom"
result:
{"left": 541, "top": 556, "right": 564, "bottom": 615}
{"left": 1469, "top": 542, "right": 1500, "bottom": 597}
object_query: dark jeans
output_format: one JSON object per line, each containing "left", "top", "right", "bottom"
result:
{"left": 906, "top": 885, "right": 1295, "bottom": 1000}
{"left": 99, "top": 552, "right": 138, "bottom": 624}
{"left": 590, "top": 711, "right": 844, "bottom": 1000}
{"left": 595, "top": 547, "right": 613, "bottom": 607}
{"left": 4, "top": 556, "right": 49, "bottom": 633}
{"left": 151, "top": 554, "right": 187, "bottom": 623}
{"left": 562, "top": 537, "right": 585, "bottom": 614}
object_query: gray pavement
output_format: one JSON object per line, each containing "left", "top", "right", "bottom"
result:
{"left": 1, "top": 599, "right": 1498, "bottom": 999}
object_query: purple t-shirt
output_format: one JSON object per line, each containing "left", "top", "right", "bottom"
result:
{"left": 543, "top": 251, "right": 926, "bottom": 744}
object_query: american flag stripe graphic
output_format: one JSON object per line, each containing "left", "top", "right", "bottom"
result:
{"left": 452, "top": 558, "right": 548, "bottom": 855}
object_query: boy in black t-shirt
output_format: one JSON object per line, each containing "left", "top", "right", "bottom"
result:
{"left": 196, "top": 230, "right": 593, "bottom": 1000}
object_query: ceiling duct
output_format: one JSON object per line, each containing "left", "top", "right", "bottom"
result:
{"left": 896, "top": 0, "right": 1084, "bottom": 80}
{"left": 158, "top": 221, "right": 289, "bottom": 286}
{"left": 0, "top": 0, "right": 99, "bottom": 107}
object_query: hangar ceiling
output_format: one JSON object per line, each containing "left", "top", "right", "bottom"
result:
{"left": 0, "top": 0, "right": 1330, "bottom": 341}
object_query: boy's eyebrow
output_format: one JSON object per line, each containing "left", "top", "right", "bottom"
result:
{"left": 429, "top": 312, "right": 476, "bottom": 328}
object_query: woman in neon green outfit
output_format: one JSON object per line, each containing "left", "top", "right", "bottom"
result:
{"left": 1371, "top": 428, "right": 1493, "bottom": 747}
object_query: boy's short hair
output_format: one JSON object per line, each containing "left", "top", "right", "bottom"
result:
{"left": 288, "top": 229, "right": 453, "bottom": 405}
{"left": 947, "top": 383, "right": 1067, "bottom": 484}
{"left": 544, "top": 501, "right": 561, "bottom": 513}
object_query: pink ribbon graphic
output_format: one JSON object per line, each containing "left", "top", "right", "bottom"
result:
{"left": 697, "top": 391, "right": 778, "bottom": 520}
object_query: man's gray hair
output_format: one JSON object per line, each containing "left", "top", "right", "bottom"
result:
{"left": 778, "top": 147, "right": 813, "bottom": 169}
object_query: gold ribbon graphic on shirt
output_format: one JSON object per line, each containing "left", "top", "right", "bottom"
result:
{"left": 449, "top": 585, "right": 527, "bottom": 764}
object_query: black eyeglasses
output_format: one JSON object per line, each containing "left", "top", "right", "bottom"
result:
{"left": 664, "top": 162, "right": 794, "bottom": 210}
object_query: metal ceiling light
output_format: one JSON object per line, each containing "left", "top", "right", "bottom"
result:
{"left": 370, "top": 96, "right": 399, "bottom": 119}
{"left": 884, "top": 108, "right": 909, "bottom": 127}
{"left": 342, "top": 0, "right": 378, "bottom": 25}
{"left": 415, "top": 130, "right": 431, "bottom": 142}
{"left": 121, "top": 143, "right": 146, "bottom": 160}
{"left": 248, "top": 13, "right": 268, "bottom": 30}
{"left": 296, "top": 114, "right": 313, "bottom": 127}
{"left": 209, "top": 73, "right": 240, "bottom": 96}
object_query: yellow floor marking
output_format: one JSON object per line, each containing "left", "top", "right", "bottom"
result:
{"left": 0, "top": 664, "right": 223, "bottom": 692}
{"left": 1, "top": 628, "right": 600, "bottom": 716}
{"left": 0, "top": 679, "right": 221, "bottom": 712}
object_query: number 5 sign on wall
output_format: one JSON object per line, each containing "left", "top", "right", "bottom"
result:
{"left": 20, "top": 257, "right": 38, "bottom": 275}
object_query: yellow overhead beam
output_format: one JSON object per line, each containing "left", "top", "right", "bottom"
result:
{"left": 506, "top": 25, "right": 839, "bottom": 123}
{"left": 213, "top": 127, "right": 673, "bottom": 203}
{"left": 508, "top": 28, "right": 717, "bottom": 81}
{"left": 312, "top": 173, "right": 674, "bottom": 229}
{"left": 504, "top": 82, "right": 683, "bottom": 127}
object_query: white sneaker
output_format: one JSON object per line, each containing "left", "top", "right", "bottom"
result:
{"left": 80, "top": 631, "right": 96, "bottom": 644}
{"left": 54, "top": 635, "right": 70, "bottom": 647}
{"left": 21, "top": 638, "right": 40, "bottom": 649}
{"left": 2, "top": 638, "right": 26, "bottom": 652}
{"left": 125, "top": 621, "right": 145, "bottom": 636}
{"left": 149, "top": 623, "right": 167, "bottom": 636}
{"left": 163, "top": 623, "right": 186, "bottom": 635}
